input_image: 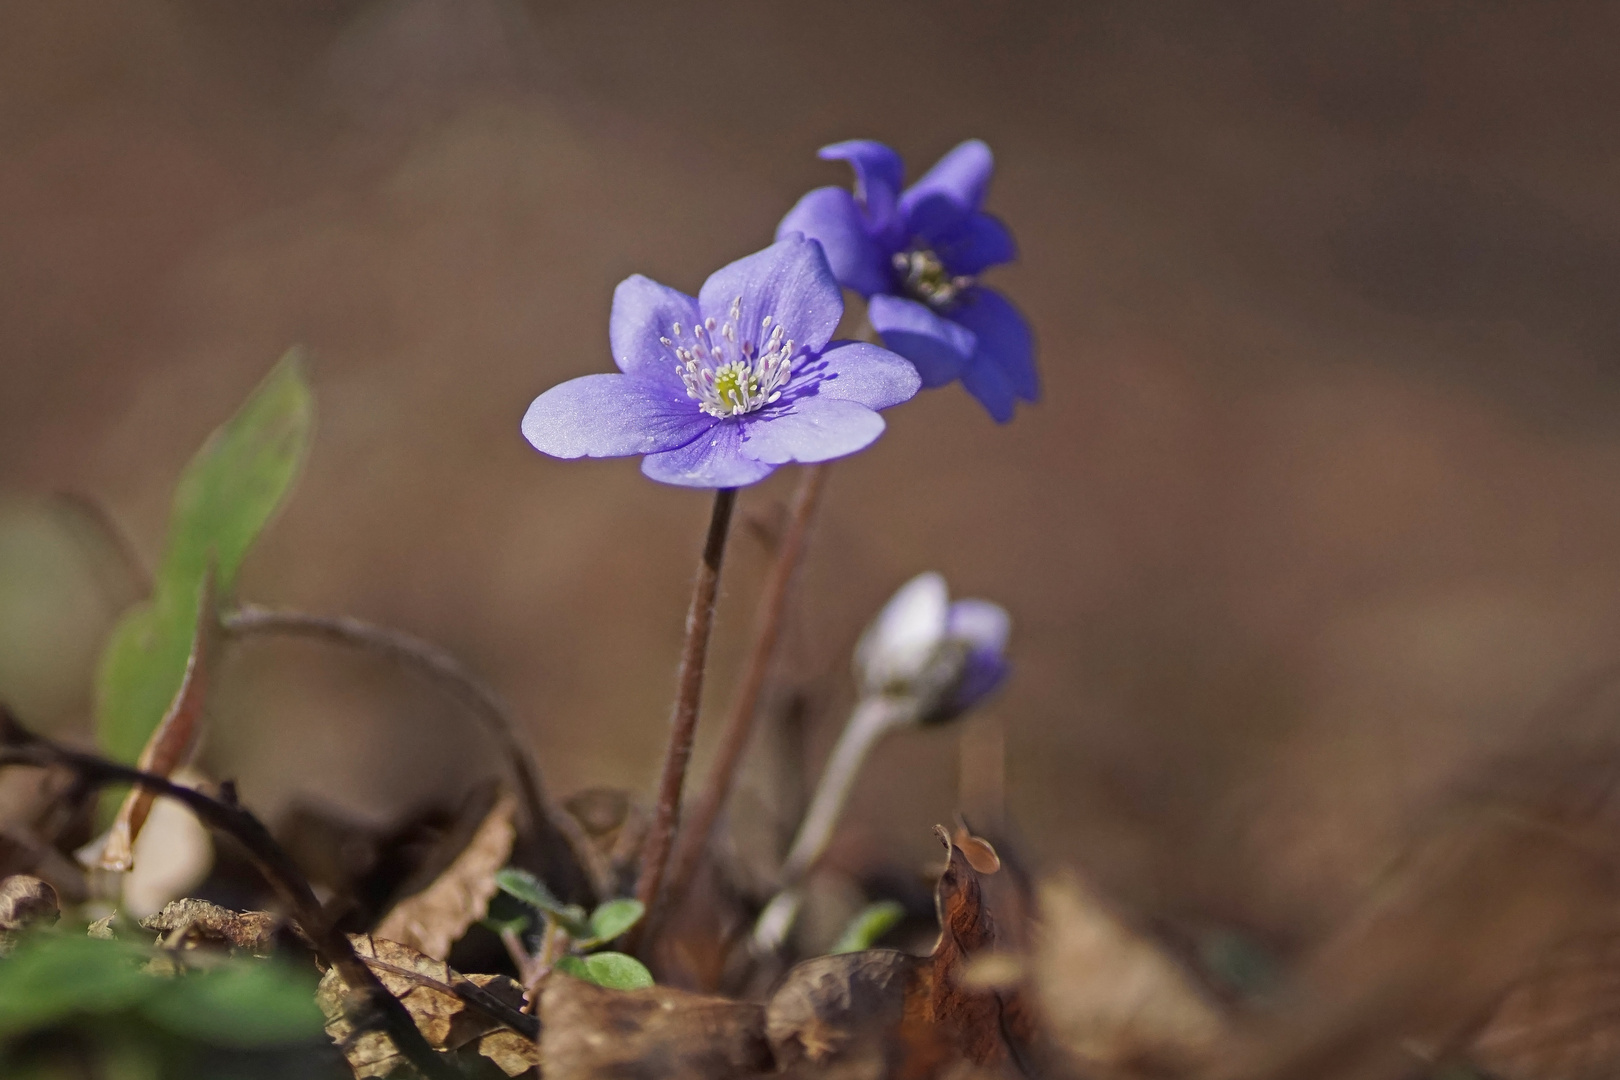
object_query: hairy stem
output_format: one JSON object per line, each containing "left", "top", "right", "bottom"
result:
{"left": 629, "top": 487, "right": 738, "bottom": 953}
{"left": 220, "top": 604, "right": 606, "bottom": 903}
{"left": 658, "top": 463, "right": 828, "bottom": 933}
{"left": 0, "top": 712, "right": 460, "bottom": 1080}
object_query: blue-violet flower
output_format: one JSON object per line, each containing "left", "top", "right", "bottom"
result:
{"left": 522, "top": 237, "right": 921, "bottom": 488}
{"left": 777, "top": 139, "right": 1037, "bottom": 423}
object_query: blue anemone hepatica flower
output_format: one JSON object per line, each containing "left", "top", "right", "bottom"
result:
{"left": 777, "top": 139, "right": 1037, "bottom": 422}
{"left": 522, "top": 237, "right": 921, "bottom": 488}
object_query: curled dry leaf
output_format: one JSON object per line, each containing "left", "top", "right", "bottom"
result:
{"left": 99, "top": 570, "right": 217, "bottom": 873}
{"left": 1031, "top": 872, "right": 1227, "bottom": 1079}
{"left": 139, "top": 897, "right": 277, "bottom": 955}
{"left": 1218, "top": 807, "right": 1620, "bottom": 1080}
{"left": 540, "top": 975, "right": 772, "bottom": 1080}
{"left": 766, "top": 948, "right": 926, "bottom": 1078}
{"left": 0, "top": 874, "right": 60, "bottom": 933}
{"left": 374, "top": 790, "right": 518, "bottom": 960}
{"left": 1470, "top": 930, "right": 1620, "bottom": 1080}
{"left": 317, "top": 934, "right": 538, "bottom": 1079}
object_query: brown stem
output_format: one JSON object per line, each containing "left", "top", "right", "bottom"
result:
{"left": 627, "top": 487, "right": 737, "bottom": 954}
{"left": 220, "top": 604, "right": 608, "bottom": 904}
{"left": 0, "top": 711, "right": 459, "bottom": 1080}
{"left": 656, "top": 464, "right": 828, "bottom": 935}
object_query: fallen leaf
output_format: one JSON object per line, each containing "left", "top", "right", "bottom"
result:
{"left": 0, "top": 875, "right": 59, "bottom": 933}
{"left": 540, "top": 975, "right": 772, "bottom": 1080}
{"left": 1469, "top": 931, "right": 1620, "bottom": 1080}
{"left": 374, "top": 790, "right": 517, "bottom": 960}
{"left": 926, "top": 825, "right": 1033, "bottom": 1075}
{"left": 138, "top": 898, "right": 277, "bottom": 956}
{"left": 99, "top": 571, "right": 217, "bottom": 872}
{"left": 1031, "top": 872, "right": 1227, "bottom": 1078}
{"left": 317, "top": 934, "right": 538, "bottom": 1079}
{"left": 766, "top": 948, "right": 925, "bottom": 1076}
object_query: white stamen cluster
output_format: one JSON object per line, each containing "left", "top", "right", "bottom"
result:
{"left": 663, "top": 297, "right": 796, "bottom": 418}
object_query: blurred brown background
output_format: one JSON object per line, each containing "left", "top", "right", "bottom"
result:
{"left": 4, "top": 0, "right": 1620, "bottom": 950}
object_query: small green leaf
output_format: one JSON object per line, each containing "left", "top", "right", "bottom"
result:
{"left": 95, "top": 350, "right": 314, "bottom": 764}
{"left": 585, "top": 898, "right": 643, "bottom": 945}
{"left": 495, "top": 867, "right": 589, "bottom": 937}
{"left": 0, "top": 935, "right": 156, "bottom": 1037}
{"left": 830, "top": 900, "right": 906, "bottom": 954}
{"left": 554, "top": 952, "right": 654, "bottom": 990}
{"left": 140, "top": 959, "right": 322, "bottom": 1047}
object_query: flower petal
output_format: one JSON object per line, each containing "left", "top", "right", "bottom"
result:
{"left": 928, "top": 212, "right": 1017, "bottom": 276}
{"left": 867, "top": 294, "right": 976, "bottom": 388}
{"left": 609, "top": 274, "right": 701, "bottom": 389}
{"left": 640, "top": 419, "right": 777, "bottom": 488}
{"left": 819, "top": 139, "right": 905, "bottom": 240}
{"left": 795, "top": 341, "right": 921, "bottom": 411}
{"left": 947, "top": 599, "right": 1011, "bottom": 712}
{"left": 954, "top": 287, "right": 1038, "bottom": 402}
{"left": 856, "top": 572, "right": 950, "bottom": 691}
{"left": 698, "top": 236, "right": 844, "bottom": 356}
{"left": 522, "top": 374, "right": 713, "bottom": 459}
{"left": 899, "top": 139, "right": 994, "bottom": 219}
{"left": 776, "top": 187, "right": 893, "bottom": 297}
{"left": 740, "top": 396, "right": 886, "bottom": 466}
{"left": 958, "top": 355, "right": 1018, "bottom": 423}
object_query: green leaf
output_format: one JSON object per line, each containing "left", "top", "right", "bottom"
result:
{"left": 830, "top": 900, "right": 906, "bottom": 954}
{"left": 140, "top": 959, "right": 322, "bottom": 1046}
{"left": 0, "top": 934, "right": 155, "bottom": 1037}
{"left": 554, "top": 952, "right": 654, "bottom": 990}
{"left": 585, "top": 899, "right": 643, "bottom": 945}
{"left": 494, "top": 867, "right": 589, "bottom": 937}
{"left": 95, "top": 350, "right": 314, "bottom": 763}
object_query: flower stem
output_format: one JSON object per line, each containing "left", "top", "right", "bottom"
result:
{"left": 218, "top": 604, "right": 607, "bottom": 903}
{"left": 657, "top": 463, "right": 829, "bottom": 930}
{"left": 751, "top": 694, "right": 912, "bottom": 954}
{"left": 630, "top": 486, "right": 738, "bottom": 952}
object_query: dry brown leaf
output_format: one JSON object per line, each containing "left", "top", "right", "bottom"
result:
{"left": 1466, "top": 930, "right": 1620, "bottom": 1080}
{"left": 374, "top": 790, "right": 517, "bottom": 960}
{"left": 139, "top": 897, "right": 277, "bottom": 955}
{"left": 317, "top": 934, "right": 537, "bottom": 1079}
{"left": 767, "top": 949, "right": 926, "bottom": 1079}
{"left": 1217, "top": 807, "right": 1620, "bottom": 1080}
{"left": 100, "top": 571, "right": 217, "bottom": 872}
{"left": 1031, "top": 872, "right": 1227, "bottom": 1079}
{"left": 540, "top": 974, "right": 772, "bottom": 1080}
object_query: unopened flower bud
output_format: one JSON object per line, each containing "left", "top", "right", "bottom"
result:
{"left": 854, "top": 572, "right": 1010, "bottom": 725}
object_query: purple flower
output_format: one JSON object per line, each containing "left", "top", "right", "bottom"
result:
{"left": 854, "top": 572, "right": 1011, "bottom": 723}
{"left": 522, "top": 237, "right": 921, "bottom": 488}
{"left": 777, "top": 139, "right": 1037, "bottom": 423}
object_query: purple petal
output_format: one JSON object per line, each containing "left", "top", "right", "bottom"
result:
{"left": 609, "top": 275, "right": 701, "bottom": 389}
{"left": 523, "top": 374, "right": 713, "bottom": 459}
{"left": 954, "top": 287, "right": 1038, "bottom": 402}
{"left": 640, "top": 419, "right": 777, "bottom": 488}
{"left": 818, "top": 139, "right": 904, "bottom": 238}
{"left": 797, "top": 341, "right": 921, "bottom": 411}
{"left": 958, "top": 355, "right": 1018, "bottom": 423}
{"left": 698, "top": 236, "right": 844, "bottom": 356}
{"left": 740, "top": 396, "right": 886, "bottom": 466}
{"left": 867, "top": 294, "right": 976, "bottom": 388}
{"left": 947, "top": 600, "right": 1011, "bottom": 712}
{"left": 776, "top": 187, "right": 893, "bottom": 297}
{"left": 928, "top": 212, "right": 1017, "bottom": 276}
{"left": 899, "top": 139, "right": 994, "bottom": 222}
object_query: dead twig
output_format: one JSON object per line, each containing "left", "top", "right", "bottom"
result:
{"left": 0, "top": 709, "right": 460, "bottom": 1080}
{"left": 219, "top": 603, "right": 607, "bottom": 903}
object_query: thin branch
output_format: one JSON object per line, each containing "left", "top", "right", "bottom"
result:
{"left": 628, "top": 487, "right": 738, "bottom": 954}
{"left": 361, "top": 955, "right": 540, "bottom": 1041}
{"left": 0, "top": 712, "right": 459, "bottom": 1080}
{"left": 656, "top": 463, "right": 828, "bottom": 937}
{"left": 220, "top": 604, "right": 608, "bottom": 903}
